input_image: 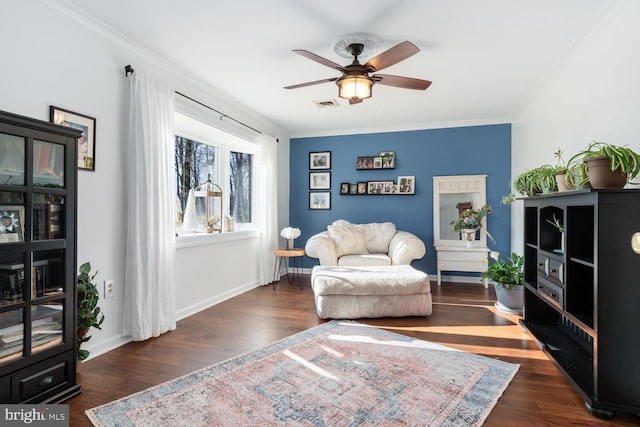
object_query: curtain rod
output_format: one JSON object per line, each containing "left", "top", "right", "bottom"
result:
{"left": 124, "top": 64, "right": 262, "bottom": 135}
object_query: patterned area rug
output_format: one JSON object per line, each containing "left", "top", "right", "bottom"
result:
{"left": 86, "top": 321, "right": 518, "bottom": 426}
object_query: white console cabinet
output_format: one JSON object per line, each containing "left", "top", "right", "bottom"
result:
{"left": 435, "top": 246, "right": 489, "bottom": 287}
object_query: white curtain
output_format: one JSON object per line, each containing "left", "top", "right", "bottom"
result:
{"left": 257, "top": 133, "right": 279, "bottom": 285}
{"left": 123, "top": 72, "right": 177, "bottom": 340}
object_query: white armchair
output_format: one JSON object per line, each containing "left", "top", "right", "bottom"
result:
{"left": 305, "top": 219, "right": 426, "bottom": 266}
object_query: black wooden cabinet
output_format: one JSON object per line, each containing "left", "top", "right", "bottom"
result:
{"left": 520, "top": 190, "right": 640, "bottom": 419}
{"left": 0, "top": 110, "right": 80, "bottom": 403}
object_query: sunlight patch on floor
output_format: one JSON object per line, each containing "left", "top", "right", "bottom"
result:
{"left": 283, "top": 349, "right": 340, "bottom": 380}
{"left": 428, "top": 342, "right": 549, "bottom": 360}
{"left": 382, "top": 324, "right": 531, "bottom": 340}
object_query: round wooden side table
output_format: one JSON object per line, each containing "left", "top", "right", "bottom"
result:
{"left": 272, "top": 248, "right": 305, "bottom": 289}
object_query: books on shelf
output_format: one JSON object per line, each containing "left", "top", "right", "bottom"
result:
{"left": 45, "top": 198, "right": 63, "bottom": 239}
{"left": 0, "top": 260, "right": 48, "bottom": 300}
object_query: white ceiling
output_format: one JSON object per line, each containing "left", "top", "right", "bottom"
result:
{"left": 63, "top": 0, "right": 614, "bottom": 137}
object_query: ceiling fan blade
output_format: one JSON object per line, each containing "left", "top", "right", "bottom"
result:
{"left": 363, "top": 41, "right": 420, "bottom": 72}
{"left": 292, "top": 49, "right": 346, "bottom": 72}
{"left": 284, "top": 77, "right": 338, "bottom": 90}
{"left": 349, "top": 97, "right": 363, "bottom": 105}
{"left": 373, "top": 74, "right": 432, "bottom": 90}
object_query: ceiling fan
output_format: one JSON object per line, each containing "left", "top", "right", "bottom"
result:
{"left": 284, "top": 41, "right": 432, "bottom": 105}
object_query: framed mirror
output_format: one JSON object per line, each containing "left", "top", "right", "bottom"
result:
{"left": 433, "top": 175, "right": 487, "bottom": 247}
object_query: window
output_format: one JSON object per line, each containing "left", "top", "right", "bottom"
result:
{"left": 229, "top": 151, "right": 252, "bottom": 223}
{"left": 175, "top": 136, "right": 217, "bottom": 222}
{"left": 174, "top": 111, "right": 257, "bottom": 236}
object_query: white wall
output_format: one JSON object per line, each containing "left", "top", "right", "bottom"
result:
{"left": 511, "top": 0, "right": 640, "bottom": 251}
{"left": 0, "top": 1, "right": 290, "bottom": 358}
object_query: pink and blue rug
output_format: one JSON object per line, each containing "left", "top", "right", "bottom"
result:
{"left": 86, "top": 321, "right": 518, "bottom": 426}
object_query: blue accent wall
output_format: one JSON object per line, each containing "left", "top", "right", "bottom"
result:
{"left": 290, "top": 124, "right": 512, "bottom": 278}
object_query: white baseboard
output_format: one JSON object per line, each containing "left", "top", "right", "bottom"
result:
{"left": 82, "top": 280, "right": 261, "bottom": 362}
{"left": 437, "top": 274, "right": 486, "bottom": 286}
{"left": 83, "top": 335, "right": 132, "bottom": 362}
{"left": 176, "top": 280, "right": 261, "bottom": 321}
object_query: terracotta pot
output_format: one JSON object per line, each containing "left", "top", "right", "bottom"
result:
{"left": 556, "top": 174, "right": 571, "bottom": 192}
{"left": 585, "top": 156, "right": 627, "bottom": 189}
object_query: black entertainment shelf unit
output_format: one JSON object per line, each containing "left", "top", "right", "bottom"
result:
{"left": 520, "top": 189, "right": 640, "bottom": 419}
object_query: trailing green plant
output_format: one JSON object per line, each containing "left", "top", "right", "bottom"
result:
{"left": 567, "top": 141, "right": 640, "bottom": 185}
{"left": 512, "top": 164, "right": 560, "bottom": 196}
{"left": 481, "top": 252, "right": 524, "bottom": 290}
{"left": 77, "top": 262, "right": 105, "bottom": 361}
{"left": 512, "top": 169, "right": 539, "bottom": 197}
{"left": 501, "top": 193, "right": 516, "bottom": 204}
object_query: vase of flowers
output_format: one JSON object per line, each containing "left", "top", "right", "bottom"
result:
{"left": 451, "top": 205, "right": 492, "bottom": 247}
{"left": 280, "top": 226, "right": 301, "bottom": 250}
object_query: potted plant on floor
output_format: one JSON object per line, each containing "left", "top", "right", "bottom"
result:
{"left": 567, "top": 141, "right": 640, "bottom": 189}
{"left": 481, "top": 252, "right": 524, "bottom": 314}
{"left": 77, "top": 262, "right": 105, "bottom": 362}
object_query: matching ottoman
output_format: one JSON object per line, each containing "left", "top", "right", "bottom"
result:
{"left": 311, "top": 265, "right": 432, "bottom": 319}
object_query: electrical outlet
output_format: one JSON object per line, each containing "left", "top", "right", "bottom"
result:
{"left": 104, "top": 279, "right": 114, "bottom": 298}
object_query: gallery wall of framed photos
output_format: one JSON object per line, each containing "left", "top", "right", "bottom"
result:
{"left": 308, "top": 151, "right": 331, "bottom": 210}
{"left": 356, "top": 151, "right": 395, "bottom": 170}
{"left": 342, "top": 151, "right": 414, "bottom": 195}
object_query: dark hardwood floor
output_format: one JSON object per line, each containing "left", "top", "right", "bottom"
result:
{"left": 68, "top": 277, "right": 640, "bottom": 426}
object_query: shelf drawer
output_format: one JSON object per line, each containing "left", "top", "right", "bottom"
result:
{"left": 0, "top": 376, "right": 10, "bottom": 402}
{"left": 537, "top": 278, "right": 563, "bottom": 310}
{"left": 537, "top": 254, "right": 564, "bottom": 286}
{"left": 437, "top": 250, "right": 488, "bottom": 262}
{"left": 15, "top": 353, "right": 73, "bottom": 403}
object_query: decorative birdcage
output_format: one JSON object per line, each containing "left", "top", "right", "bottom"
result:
{"left": 193, "top": 174, "right": 222, "bottom": 233}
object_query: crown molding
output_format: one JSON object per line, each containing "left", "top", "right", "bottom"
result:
{"left": 41, "top": 0, "right": 289, "bottom": 139}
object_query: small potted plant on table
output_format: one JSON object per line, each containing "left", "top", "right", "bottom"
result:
{"left": 451, "top": 205, "right": 492, "bottom": 247}
{"left": 481, "top": 252, "right": 524, "bottom": 314}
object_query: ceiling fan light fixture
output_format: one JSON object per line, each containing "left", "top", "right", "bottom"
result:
{"left": 337, "top": 75, "right": 373, "bottom": 101}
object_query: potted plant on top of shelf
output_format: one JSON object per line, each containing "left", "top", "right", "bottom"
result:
{"left": 481, "top": 251, "right": 525, "bottom": 314}
{"left": 553, "top": 148, "right": 576, "bottom": 192}
{"left": 512, "top": 164, "right": 561, "bottom": 197}
{"left": 77, "top": 262, "right": 104, "bottom": 362}
{"left": 567, "top": 141, "right": 640, "bottom": 189}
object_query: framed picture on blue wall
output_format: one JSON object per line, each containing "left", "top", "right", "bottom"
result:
{"left": 398, "top": 176, "right": 415, "bottom": 194}
{"left": 357, "top": 156, "right": 374, "bottom": 169}
{"left": 357, "top": 182, "right": 368, "bottom": 194}
{"left": 310, "top": 172, "right": 331, "bottom": 189}
{"left": 380, "top": 151, "right": 395, "bottom": 169}
{"left": 310, "top": 151, "right": 331, "bottom": 170}
{"left": 309, "top": 192, "right": 331, "bottom": 210}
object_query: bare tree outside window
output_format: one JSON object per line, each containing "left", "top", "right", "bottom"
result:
{"left": 175, "top": 136, "right": 216, "bottom": 216}
{"left": 229, "top": 151, "right": 252, "bottom": 223}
